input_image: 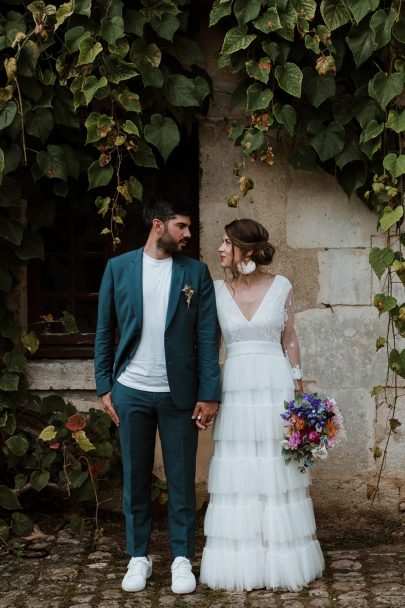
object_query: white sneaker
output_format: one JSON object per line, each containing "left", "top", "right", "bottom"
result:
{"left": 122, "top": 556, "right": 152, "bottom": 592}
{"left": 171, "top": 556, "right": 196, "bottom": 594}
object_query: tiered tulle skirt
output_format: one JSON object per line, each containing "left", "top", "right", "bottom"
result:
{"left": 200, "top": 341, "right": 324, "bottom": 591}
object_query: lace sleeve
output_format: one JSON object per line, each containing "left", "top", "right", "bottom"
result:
{"left": 281, "top": 287, "right": 303, "bottom": 382}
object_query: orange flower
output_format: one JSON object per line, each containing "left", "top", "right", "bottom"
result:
{"left": 326, "top": 419, "right": 336, "bottom": 437}
{"left": 291, "top": 414, "right": 306, "bottom": 431}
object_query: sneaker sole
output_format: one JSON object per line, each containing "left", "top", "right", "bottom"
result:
{"left": 122, "top": 569, "right": 152, "bottom": 592}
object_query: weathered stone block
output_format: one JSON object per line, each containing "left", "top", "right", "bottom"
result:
{"left": 317, "top": 250, "right": 372, "bottom": 305}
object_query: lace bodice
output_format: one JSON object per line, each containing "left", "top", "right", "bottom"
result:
{"left": 214, "top": 275, "right": 302, "bottom": 379}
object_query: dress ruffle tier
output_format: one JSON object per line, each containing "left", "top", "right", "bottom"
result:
{"left": 200, "top": 341, "right": 324, "bottom": 591}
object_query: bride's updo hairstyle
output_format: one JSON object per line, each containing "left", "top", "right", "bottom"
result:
{"left": 225, "top": 218, "right": 275, "bottom": 276}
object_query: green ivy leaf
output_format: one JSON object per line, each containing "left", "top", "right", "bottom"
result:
{"left": 88, "top": 161, "right": 113, "bottom": 190}
{"left": 246, "top": 57, "right": 272, "bottom": 84}
{"left": 116, "top": 90, "right": 141, "bottom": 113}
{"left": 151, "top": 14, "right": 180, "bottom": 40}
{"left": 262, "top": 41, "right": 280, "bottom": 63}
{"left": 335, "top": 140, "right": 365, "bottom": 169}
{"left": 220, "top": 25, "right": 257, "bottom": 55}
{"left": 11, "top": 512, "right": 34, "bottom": 537}
{"left": 100, "top": 16, "right": 125, "bottom": 45}
{"left": 144, "top": 114, "right": 180, "bottom": 163}
{"left": 368, "top": 72, "right": 404, "bottom": 111}
{"left": 234, "top": 0, "right": 261, "bottom": 25}
{"left": 374, "top": 293, "right": 398, "bottom": 314}
{"left": 0, "top": 217, "right": 22, "bottom": 246}
{"left": 277, "top": 5, "right": 297, "bottom": 41}
{"left": 320, "top": 0, "right": 351, "bottom": 31}
{"left": 129, "top": 141, "right": 157, "bottom": 168}
{"left": 130, "top": 39, "right": 162, "bottom": 69}
{"left": 70, "top": 469, "right": 88, "bottom": 488}
{"left": 127, "top": 176, "right": 143, "bottom": 201}
{"left": 60, "top": 310, "right": 79, "bottom": 333}
{"left": 54, "top": 1, "right": 74, "bottom": 31}
{"left": 273, "top": 103, "right": 296, "bottom": 136}
{"left": 209, "top": 0, "right": 232, "bottom": 27}
{"left": 246, "top": 84, "right": 273, "bottom": 111}
{"left": 362, "top": 119, "right": 384, "bottom": 143}
{"left": 383, "top": 154, "right": 405, "bottom": 179}
{"left": 21, "top": 330, "right": 39, "bottom": 354}
{"left": 386, "top": 109, "right": 405, "bottom": 134}
{"left": 370, "top": 8, "right": 397, "bottom": 50}
{"left": 30, "top": 470, "right": 50, "bottom": 492}
{"left": 14, "top": 474, "right": 27, "bottom": 490}
{"left": 336, "top": 161, "right": 367, "bottom": 198}
{"left": 393, "top": 9, "right": 405, "bottom": 43}
{"left": 241, "top": 129, "right": 265, "bottom": 154}
{"left": 82, "top": 76, "right": 108, "bottom": 106}
{"left": 165, "top": 74, "right": 200, "bottom": 107}
{"left": 6, "top": 435, "right": 29, "bottom": 457}
{"left": 100, "top": 55, "right": 138, "bottom": 84}
{"left": 310, "top": 122, "right": 345, "bottom": 161}
{"left": 275, "top": 62, "right": 303, "bottom": 98}
{"left": 253, "top": 8, "right": 282, "bottom": 33}
{"left": 379, "top": 205, "right": 404, "bottom": 231}
{"left": 302, "top": 67, "right": 336, "bottom": 108}
{"left": 0, "top": 485, "right": 22, "bottom": 510}
{"left": 36, "top": 145, "right": 68, "bottom": 181}
{"left": 0, "top": 101, "right": 17, "bottom": 130}
{"left": 369, "top": 247, "right": 395, "bottom": 279}
{"left": 389, "top": 348, "right": 405, "bottom": 378}
{"left": 14, "top": 230, "right": 44, "bottom": 262}
{"left": 346, "top": 20, "right": 376, "bottom": 67}
{"left": 3, "top": 350, "right": 26, "bottom": 373}
{"left": 122, "top": 120, "right": 139, "bottom": 136}
{"left": 290, "top": 0, "right": 317, "bottom": 20}
{"left": 64, "top": 26, "right": 88, "bottom": 53}
{"left": 347, "top": 0, "right": 379, "bottom": 25}
{"left": 77, "top": 37, "right": 103, "bottom": 66}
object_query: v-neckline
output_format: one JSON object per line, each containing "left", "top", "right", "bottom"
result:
{"left": 223, "top": 275, "right": 279, "bottom": 323}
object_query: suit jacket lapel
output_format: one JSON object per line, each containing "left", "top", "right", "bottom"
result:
{"left": 165, "top": 257, "right": 184, "bottom": 331}
{"left": 130, "top": 248, "right": 143, "bottom": 329}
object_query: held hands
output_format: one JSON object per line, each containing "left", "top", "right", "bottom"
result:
{"left": 100, "top": 391, "right": 119, "bottom": 427}
{"left": 192, "top": 401, "right": 219, "bottom": 430}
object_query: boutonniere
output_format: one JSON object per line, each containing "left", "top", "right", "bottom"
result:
{"left": 182, "top": 284, "right": 194, "bottom": 308}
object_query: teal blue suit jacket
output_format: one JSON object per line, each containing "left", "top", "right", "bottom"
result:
{"left": 94, "top": 248, "right": 221, "bottom": 409}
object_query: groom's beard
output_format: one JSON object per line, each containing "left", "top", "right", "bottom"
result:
{"left": 157, "top": 229, "right": 191, "bottom": 254}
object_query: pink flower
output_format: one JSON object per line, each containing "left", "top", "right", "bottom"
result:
{"left": 288, "top": 431, "right": 301, "bottom": 449}
{"left": 308, "top": 431, "right": 321, "bottom": 444}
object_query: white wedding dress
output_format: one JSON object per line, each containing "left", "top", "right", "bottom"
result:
{"left": 200, "top": 275, "right": 324, "bottom": 591}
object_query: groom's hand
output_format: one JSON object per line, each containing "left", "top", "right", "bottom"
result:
{"left": 192, "top": 401, "right": 219, "bottom": 430}
{"left": 100, "top": 392, "right": 120, "bottom": 427}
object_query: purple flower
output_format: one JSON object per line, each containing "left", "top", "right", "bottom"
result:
{"left": 288, "top": 431, "right": 301, "bottom": 449}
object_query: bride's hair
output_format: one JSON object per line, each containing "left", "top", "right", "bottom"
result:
{"left": 225, "top": 218, "right": 275, "bottom": 272}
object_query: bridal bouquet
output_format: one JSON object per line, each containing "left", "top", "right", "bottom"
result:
{"left": 280, "top": 393, "right": 345, "bottom": 472}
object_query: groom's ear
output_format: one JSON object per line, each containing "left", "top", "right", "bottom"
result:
{"left": 152, "top": 218, "right": 164, "bottom": 233}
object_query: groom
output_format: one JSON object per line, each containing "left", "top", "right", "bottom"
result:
{"left": 94, "top": 197, "right": 221, "bottom": 594}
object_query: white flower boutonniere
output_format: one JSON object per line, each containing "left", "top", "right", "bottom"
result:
{"left": 182, "top": 284, "right": 194, "bottom": 309}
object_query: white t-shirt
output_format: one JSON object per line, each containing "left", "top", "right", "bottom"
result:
{"left": 118, "top": 252, "right": 172, "bottom": 392}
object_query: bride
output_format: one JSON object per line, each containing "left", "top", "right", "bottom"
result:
{"left": 200, "top": 218, "right": 324, "bottom": 591}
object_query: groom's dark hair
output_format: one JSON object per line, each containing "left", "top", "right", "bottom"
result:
{"left": 143, "top": 197, "right": 191, "bottom": 228}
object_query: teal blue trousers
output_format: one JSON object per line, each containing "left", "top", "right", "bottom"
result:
{"left": 111, "top": 381, "right": 198, "bottom": 558}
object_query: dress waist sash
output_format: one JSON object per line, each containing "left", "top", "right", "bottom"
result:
{"left": 226, "top": 340, "right": 283, "bottom": 358}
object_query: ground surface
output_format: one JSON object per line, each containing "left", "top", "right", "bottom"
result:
{"left": 0, "top": 506, "right": 404, "bottom": 608}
